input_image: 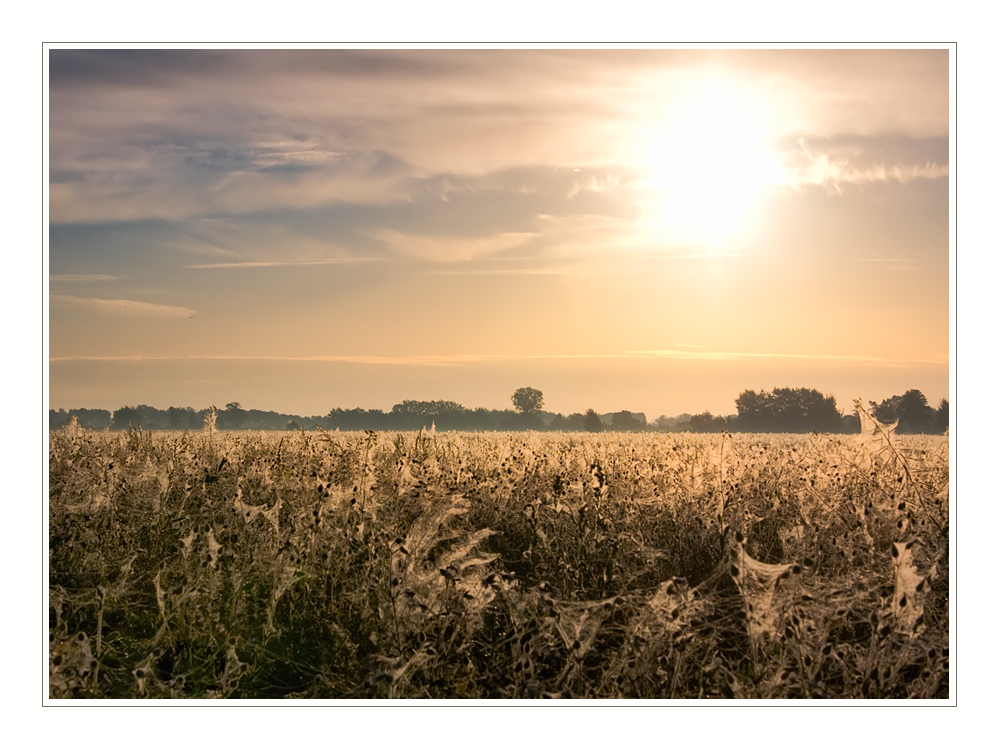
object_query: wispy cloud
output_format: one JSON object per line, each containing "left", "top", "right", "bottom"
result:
{"left": 422, "top": 268, "right": 574, "bottom": 276}
{"left": 636, "top": 254, "right": 742, "bottom": 260}
{"left": 49, "top": 354, "right": 459, "bottom": 367}
{"left": 794, "top": 159, "right": 948, "bottom": 190}
{"left": 628, "top": 349, "right": 946, "bottom": 365}
{"left": 180, "top": 139, "right": 347, "bottom": 172}
{"left": 185, "top": 258, "right": 384, "bottom": 269}
{"left": 49, "top": 274, "right": 119, "bottom": 282}
{"left": 369, "top": 230, "right": 539, "bottom": 263}
{"left": 781, "top": 136, "right": 948, "bottom": 192}
{"left": 50, "top": 295, "right": 196, "bottom": 318}
{"left": 50, "top": 349, "right": 947, "bottom": 366}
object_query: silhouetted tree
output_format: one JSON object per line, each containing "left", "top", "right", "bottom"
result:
{"left": 869, "top": 396, "right": 901, "bottom": 425}
{"left": 736, "top": 387, "right": 841, "bottom": 432}
{"left": 507, "top": 410, "right": 545, "bottom": 431}
{"left": 934, "top": 398, "right": 949, "bottom": 434}
{"left": 611, "top": 411, "right": 646, "bottom": 431}
{"left": 473, "top": 408, "right": 506, "bottom": 431}
{"left": 735, "top": 390, "right": 771, "bottom": 431}
{"left": 897, "top": 389, "right": 934, "bottom": 434}
{"left": 773, "top": 387, "right": 841, "bottom": 432}
{"left": 582, "top": 409, "right": 603, "bottom": 432}
{"left": 652, "top": 414, "right": 692, "bottom": 432}
{"left": 547, "top": 414, "right": 570, "bottom": 431}
{"left": 112, "top": 405, "right": 167, "bottom": 430}
{"left": 220, "top": 402, "right": 248, "bottom": 430}
{"left": 511, "top": 387, "right": 544, "bottom": 414}
{"left": 687, "top": 411, "right": 728, "bottom": 432}
{"left": 58, "top": 408, "right": 112, "bottom": 430}
{"left": 871, "top": 390, "right": 935, "bottom": 433}
{"left": 112, "top": 406, "right": 139, "bottom": 430}
{"left": 841, "top": 412, "right": 861, "bottom": 433}
{"left": 390, "top": 400, "right": 473, "bottom": 430}
{"left": 167, "top": 406, "right": 200, "bottom": 430}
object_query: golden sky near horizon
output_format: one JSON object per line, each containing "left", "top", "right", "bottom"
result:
{"left": 47, "top": 47, "right": 951, "bottom": 419}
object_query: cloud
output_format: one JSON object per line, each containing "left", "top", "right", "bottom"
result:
{"left": 628, "top": 349, "right": 945, "bottom": 365}
{"left": 49, "top": 354, "right": 458, "bottom": 367}
{"left": 162, "top": 216, "right": 390, "bottom": 267}
{"left": 48, "top": 49, "right": 464, "bottom": 91}
{"left": 185, "top": 258, "right": 384, "bottom": 269}
{"left": 403, "top": 166, "right": 639, "bottom": 216}
{"left": 50, "top": 50, "right": 948, "bottom": 229}
{"left": 368, "top": 229, "right": 539, "bottom": 263}
{"left": 635, "top": 254, "right": 742, "bottom": 260}
{"left": 49, "top": 274, "right": 118, "bottom": 282}
{"left": 51, "top": 295, "right": 196, "bottom": 318}
{"left": 49, "top": 349, "right": 948, "bottom": 366}
{"left": 48, "top": 162, "right": 646, "bottom": 279}
{"left": 48, "top": 147, "right": 413, "bottom": 223}
{"left": 421, "top": 268, "right": 575, "bottom": 276}
{"left": 778, "top": 135, "right": 949, "bottom": 191}
{"left": 49, "top": 50, "right": 233, "bottom": 89}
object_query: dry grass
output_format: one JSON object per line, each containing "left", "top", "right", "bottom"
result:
{"left": 48, "top": 420, "right": 949, "bottom": 699}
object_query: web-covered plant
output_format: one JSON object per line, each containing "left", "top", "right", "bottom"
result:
{"left": 48, "top": 418, "right": 949, "bottom": 699}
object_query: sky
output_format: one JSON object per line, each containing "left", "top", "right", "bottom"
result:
{"left": 46, "top": 47, "right": 952, "bottom": 419}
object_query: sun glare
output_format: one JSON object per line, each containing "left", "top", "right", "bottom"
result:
{"left": 640, "top": 79, "right": 783, "bottom": 250}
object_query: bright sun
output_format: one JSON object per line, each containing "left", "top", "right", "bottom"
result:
{"left": 640, "top": 79, "right": 783, "bottom": 249}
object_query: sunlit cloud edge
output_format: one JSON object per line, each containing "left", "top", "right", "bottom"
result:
{"left": 185, "top": 259, "right": 385, "bottom": 269}
{"left": 50, "top": 295, "right": 196, "bottom": 318}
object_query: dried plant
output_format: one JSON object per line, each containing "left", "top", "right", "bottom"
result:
{"left": 48, "top": 422, "right": 949, "bottom": 699}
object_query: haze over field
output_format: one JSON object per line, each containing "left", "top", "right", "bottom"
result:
{"left": 47, "top": 47, "right": 951, "bottom": 418}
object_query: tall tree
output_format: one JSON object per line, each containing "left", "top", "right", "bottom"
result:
{"left": 870, "top": 396, "right": 902, "bottom": 424}
{"left": 390, "top": 399, "right": 472, "bottom": 430}
{"left": 167, "top": 406, "right": 199, "bottom": 430}
{"left": 934, "top": 398, "right": 949, "bottom": 434}
{"left": 222, "top": 402, "right": 248, "bottom": 429}
{"left": 49, "top": 409, "right": 69, "bottom": 430}
{"left": 582, "top": 409, "right": 603, "bottom": 432}
{"left": 872, "top": 390, "right": 935, "bottom": 433}
{"left": 735, "top": 390, "right": 772, "bottom": 431}
{"left": 896, "top": 389, "right": 934, "bottom": 433}
{"left": 112, "top": 406, "right": 139, "bottom": 430}
{"left": 736, "top": 387, "right": 841, "bottom": 432}
{"left": 689, "top": 411, "right": 727, "bottom": 432}
{"left": 511, "top": 387, "right": 544, "bottom": 414}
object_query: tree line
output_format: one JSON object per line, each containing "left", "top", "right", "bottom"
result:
{"left": 733, "top": 387, "right": 948, "bottom": 434}
{"left": 49, "top": 386, "right": 948, "bottom": 435}
{"left": 47, "top": 403, "right": 322, "bottom": 432}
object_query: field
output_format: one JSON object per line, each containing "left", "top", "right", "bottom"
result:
{"left": 48, "top": 415, "right": 949, "bottom": 699}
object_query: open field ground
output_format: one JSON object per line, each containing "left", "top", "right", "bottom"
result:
{"left": 48, "top": 421, "right": 949, "bottom": 699}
